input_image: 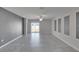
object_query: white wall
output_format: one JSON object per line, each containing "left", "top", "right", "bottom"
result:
{"left": 40, "top": 19, "right": 52, "bottom": 35}
{"left": 52, "top": 9, "right": 79, "bottom": 51}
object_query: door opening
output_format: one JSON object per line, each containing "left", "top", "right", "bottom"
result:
{"left": 31, "top": 22, "right": 40, "bottom": 33}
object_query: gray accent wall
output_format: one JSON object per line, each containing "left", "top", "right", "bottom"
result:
{"left": 0, "top": 8, "right": 22, "bottom": 46}
{"left": 27, "top": 20, "right": 31, "bottom": 33}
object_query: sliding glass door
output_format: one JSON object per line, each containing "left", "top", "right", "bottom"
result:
{"left": 31, "top": 22, "right": 40, "bottom": 33}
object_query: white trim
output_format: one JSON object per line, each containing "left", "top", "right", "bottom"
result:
{"left": 0, "top": 35, "right": 22, "bottom": 49}
{"left": 53, "top": 33, "right": 79, "bottom": 51}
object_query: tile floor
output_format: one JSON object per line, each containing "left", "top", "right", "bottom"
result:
{"left": 0, "top": 33, "right": 78, "bottom": 52}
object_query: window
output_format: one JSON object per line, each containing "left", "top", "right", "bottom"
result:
{"left": 76, "top": 12, "right": 79, "bottom": 38}
{"left": 64, "top": 16, "right": 70, "bottom": 35}
{"left": 54, "top": 20, "right": 56, "bottom": 31}
{"left": 58, "top": 18, "right": 61, "bottom": 32}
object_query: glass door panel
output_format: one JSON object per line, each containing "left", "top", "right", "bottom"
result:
{"left": 31, "top": 22, "right": 40, "bottom": 33}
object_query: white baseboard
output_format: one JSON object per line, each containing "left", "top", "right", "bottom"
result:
{"left": 0, "top": 35, "right": 23, "bottom": 49}
{"left": 53, "top": 33, "right": 79, "bottom": 51}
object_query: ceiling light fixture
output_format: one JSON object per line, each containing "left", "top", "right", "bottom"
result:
{"left": 39, "top": 7, "right": 46, "bottom": 21}
{"left": 40, "top": 18, "right": 43, "bottom": 21}
{"left": 39, "top": 15, "right": 43, "bottom": 21}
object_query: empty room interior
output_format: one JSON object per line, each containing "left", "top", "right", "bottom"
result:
{"left": 0, "top": 7, "right": 79, "bottom": 52}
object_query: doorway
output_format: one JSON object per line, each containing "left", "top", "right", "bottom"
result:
{"left": 31, "top": 22, "right": 40, "bottom": 33}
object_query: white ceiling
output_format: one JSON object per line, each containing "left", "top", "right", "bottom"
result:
{"left": 3, "top": 7, "right": 79, "bottom": 19}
